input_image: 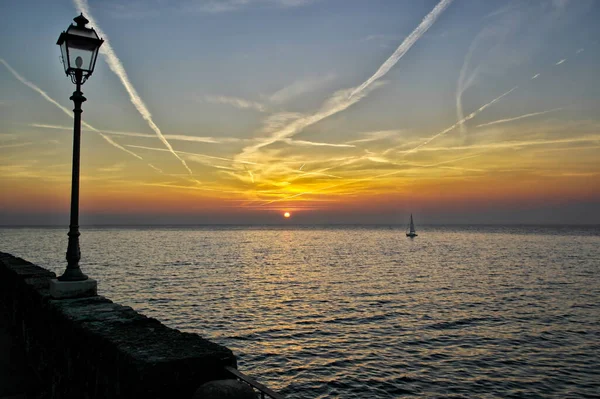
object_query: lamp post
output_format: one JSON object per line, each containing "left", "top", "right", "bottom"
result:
{"left": 55, "top": 14, "right": 103, "bottom": 282}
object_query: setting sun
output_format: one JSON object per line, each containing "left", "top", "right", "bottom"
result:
{"left": 284, "top": 212, "right": 291, "bottom": 218}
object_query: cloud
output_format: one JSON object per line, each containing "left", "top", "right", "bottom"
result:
{"left": 256, "top": 152, "right": 478, "bottom": 206}
{"left": 281, "top": 138, "right": 355, "bottom": 148}
{"left": 241, "top": 83, "right": 384, "bottom": 156}
{"left": 347, "top": 130, "right": 405, "bottom": 144}
{"left": 126, "top": 144, "right": 259, "bottom": 166}
{"left": 0, "top": 142, "right": 33, "bottom": 149}
{"left": 97, "top": 162, "right": 126, "bottom": 173}
{"left": 29, "top": 123, "right": 241, "bottom": 144}
{"left": 205, "top": 95, "right": 267, "bottom": 112}
{"left": 74, "top": 0, "right": 195, "bottom": 176}
{"left": 268, "top": 74, "right": 336, "bottom": 104}
{"left": 405, "top": 86, "right": 517, "bottom": 155}
{"left": 239, "top": 0, "right": 453, "bottom": 158}
{"left": 349, "top": 0, "right": 453, "bottom": 98}
{"left": 402, "top": 135, "right": 600, "bottom": 153}
{"left": 531, "top": 73, "right": 540, "bottom": 79}
{"left": 555, "top": 58, "right": 566, "bottom": 65}
{"left": 475, "top": 108, "right": 564, "bottom": 128}
{"left": 183, "top": 0, "right": 318, "bottom": 13}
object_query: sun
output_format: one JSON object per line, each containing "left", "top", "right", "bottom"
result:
{"left": 284, "top": 212, "right": 291, "bottom": 218}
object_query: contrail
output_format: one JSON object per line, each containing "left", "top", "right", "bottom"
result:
{"left": 29, "top": 124, "right": 239, "bottom": 144}
{"left": 0, "top": 142, "right": 33, "bottom": 149}
{"left": 349, "top": 0, "right": 453, "bottom": 98}
{"left": 475, "top": 108, "right": 563, "bottom": 128}
{"left": 282, "top": 138, "right": 355, "bottom": 148}
{"left": 243, "top": 165, "right": 255, "bottom": 183}
{"left": 555, "top": 59, "right": 566, "bottom": 65}
{"left": 456, "top": 33, "right": 484, "bottom": 137}
{"left": 531, "top": 73, "right": 540, "bottom": 79}
{"left": 405, "top": 86, "right": 517, "bottom": 154}
{"left": 1, "top": 58, "right": 143, "bottom": 161}
{"left": 73, "top": 0, "right": 194, "bottom": 175}
{"left": 239, "top": 0, "right": 453, "bottom": 157}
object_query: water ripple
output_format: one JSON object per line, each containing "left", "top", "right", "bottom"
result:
{"left": 1, "top": 225, "right": 599, "bottom": 398}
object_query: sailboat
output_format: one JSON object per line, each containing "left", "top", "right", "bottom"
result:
{"left": 406, "top": 214, "right": 418, "bottom": 237}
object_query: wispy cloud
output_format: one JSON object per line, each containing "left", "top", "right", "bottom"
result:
{"left": 184, "top": 0, "right": 318, "bottom": 14}
{"left": 29, "top": 123, "right": 241, "bottom": 144}
{"left": 531, "top": 73, "right": 540, "bottom": 79}
{"left": 281, "top": 138, "right": 355, "bottom": 148}
{"left": 244, "top": 165, "right": 255, "bottom": 183}
{"left": 0, "top": 58, "right": 143, "bottom": 161}
{"left": 241, "top": 83, "right": 385, "bottom": 157}
{"left": 402, "top": 135, "right": 600, "bottom": 153}
{"left": 555, "top": 58, "right": 566, "bottom": 65}
{"left": 347, "top": 130, "right": 405, "bottom": 144}
{"left": 456, "top": 29, "right": 486, "bottom": 137}
{"left": 257, "top": 153, "right": 477, "bottom": 206}
{"left": 268, "top": 74, "right": 335, "bottom": 104}
{"left": 0, "top": 134, "right": 18, "bottom": 141}
{"left": 475, "top": 108, "right": 564, "bottom": 128}
{"left": 0, "top": 142, "right": 33, "bottom": 149}
{"left": 349, "top": 0, "right": 453, "bottom": 99}
{"left": 239, "top": 0, "right": 453, "bottom": 158}
{"left": 97, "top": 162, "right": 126, "bottom": 173}
{"left": 74, "top": 0, "right": 194, "bottom": 176}
{"left": 404, "top": 86, "right": 517, "bottom": 155}
{"left": 126, "top": 144, "right": 259, "bottom": 166}
{"left": 205, "top": 95, "right": 267, "bottom": 112}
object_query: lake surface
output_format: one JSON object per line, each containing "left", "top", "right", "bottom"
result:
{"left": 1, "top": 225, "right": 599, "bottom": 398}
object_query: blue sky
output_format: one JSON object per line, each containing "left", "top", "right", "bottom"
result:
{"left": 1, "top": 0, "right": 599, "bottom": 224}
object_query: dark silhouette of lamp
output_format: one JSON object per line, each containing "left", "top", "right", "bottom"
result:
{"left": 55, "top": 14, "right": 104, "bottom": 282}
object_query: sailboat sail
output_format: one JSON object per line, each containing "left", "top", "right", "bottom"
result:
{"left": 406, "top": 214, "right": 417, "bottom": 237}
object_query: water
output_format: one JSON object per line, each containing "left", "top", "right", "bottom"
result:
{"left": 1, "top": 225, "right": 599, "bottom": 398}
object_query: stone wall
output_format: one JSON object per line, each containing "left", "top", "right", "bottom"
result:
{"left": 0, "top": 251, "right": 237, "bottom": 399}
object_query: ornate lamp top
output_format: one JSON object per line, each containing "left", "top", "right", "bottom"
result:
{"left": 73, "top": 13, "right": 90, "bottom": 27}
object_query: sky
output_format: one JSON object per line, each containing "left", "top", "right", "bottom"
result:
{"left": 1, "top": 0, "right": 599, "bottom": 225}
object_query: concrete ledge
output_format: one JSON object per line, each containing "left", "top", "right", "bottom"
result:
{"left": 0, "top": 251, "right": 237, "bottom": 399}
{"left": 49, "top": 278, "right": 97, "bottom": 299}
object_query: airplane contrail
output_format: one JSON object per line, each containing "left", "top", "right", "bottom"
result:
{"left": 455, "top": 32, "right": 484, "bottom": 137}
{"left": 73, "top": 0, "right": 194, "bottom": 176}
{"left": 239, "top": 0, "right": 453, "bottom": 157}
{"left": 1, "top": 58, "right": 143, "bottom": 161}
{"left": 405, "top": 86, "right": 517, "bottom": 155}
{"left": 349, "top": 0, "right": 453, "bottom": 98}
{"left": 475, "top": 108, "right": 563, "bottom": 128}
{"left": 243, "top": 165, "right": 255, "bottom": 183}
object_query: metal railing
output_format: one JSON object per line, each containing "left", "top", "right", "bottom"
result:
{"left": 224, "top": 366, "right": 284, "bottom": 399}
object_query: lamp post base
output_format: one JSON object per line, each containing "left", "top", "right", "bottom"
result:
{"left": 49, "top": 278, "right": 97, "bottom": 299}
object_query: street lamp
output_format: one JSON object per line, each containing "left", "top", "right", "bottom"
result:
{"left": 55, "top": 14, "right": 103, "bottom": 282}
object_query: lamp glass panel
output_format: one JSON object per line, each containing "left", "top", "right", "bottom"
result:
{"left": 60, "top": 41, "right": 70, "bottom": 73}
{"left": 68, "top": 47, "right": 94, "bottom": 72}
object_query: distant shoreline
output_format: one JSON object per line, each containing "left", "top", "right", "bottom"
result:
{"left": 1, "top": 224, "right": 599, "bottom": 228}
